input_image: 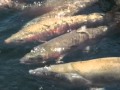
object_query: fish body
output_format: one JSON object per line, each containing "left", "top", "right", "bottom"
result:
{"left": 22, "top": 0, "right": 99, "bottom": 27}
{"left": 0, "top": 1, "right": 54, "bottom": 33}
{"left": 5, "top": 13, "right": 111, "bottom": 45}
{"left": 29, "top": 57, "right": 120, "bottom": 89}
{"left": 4, "top": 0, "right": 100, "bottom": 45}
{"left": 115, "top": 0, "right": 120, "bottom": 6}
{"left": 20, "top": 25, "right": 108, "bottom": 64}
{"left": 0, "top": 0, "right": 11, "bottom": 7}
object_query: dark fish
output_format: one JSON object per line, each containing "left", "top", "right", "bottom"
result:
{"left": 5, "top": 13, "right": 111, "bottom": 45}
{"left": 29, "top": 57, "right": 120, "bottom": 89}
{"left": 20, "top": 25, "right": 109, "bottom": 64}
{"left": 115, "top": 0, "right": 120, "bottom": 6}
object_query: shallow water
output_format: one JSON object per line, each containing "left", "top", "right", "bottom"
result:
{"left": 0, "top": 1, "right": 120, "bottom": 90}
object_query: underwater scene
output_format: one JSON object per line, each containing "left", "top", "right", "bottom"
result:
{"left": 0, "top": 0, "right": 120, "bottom": 90}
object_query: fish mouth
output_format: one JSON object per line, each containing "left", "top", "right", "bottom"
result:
{"left": 20, "top": 57, "right": 30, "bottom": 64}
{"left": 4, "top": 38, "right": 26, "bottom": 45}
{"left": 20, "top": 55, "right": 46, "bottom": 65}
{"left": 29, "top": 66, "right": 52, "bottom": 76}
{"left": 29, "top": 67, "right": 92, "bottom": 87}
{"left": 4, "top": 39, "right": 11, "bottom": 44}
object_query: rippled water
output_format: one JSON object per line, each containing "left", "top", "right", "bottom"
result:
{"left": 0, "top": 1, "right": 120, "bottom": 90}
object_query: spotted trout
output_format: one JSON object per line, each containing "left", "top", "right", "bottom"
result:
{"left": 4, "top": 0, "right": 100, "bottom": 45}
{"left": 5, "top": 13, "right": 113, "bottom": 45}
{"left": 20, "top": 25, "right": 110, "bottom": 64}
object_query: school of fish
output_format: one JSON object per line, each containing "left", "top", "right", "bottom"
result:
{"left": 1, "top": 0, "right": 120, "bottom": 90}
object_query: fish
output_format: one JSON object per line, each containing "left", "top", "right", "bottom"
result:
{"left": 0, "top": 0, "right": 12, "bottom": 7}
{"left": 22, "top": 0, "right": 99, "bottom": 27}
{"left": 0, "top": 0, "right": 54, "bottom": 33}
{"left": 0, "top": 0, "right": 43, "bottom": 10}
{"left": 5, "top": 12, "right": 112, "bottom": 45}
{"left": 0, "top": 0, "right": 13, "bottom": 18}
{"left": 115, "top": 0, "right": 120, "bottom": 6}
{"left": 20, "top": 25, "right": 110, "bottom": 64}
{"left": 29, "top": 57, "right": 120, "bottom": 89}
{"left": 4, "top": 0, "right": 100, "bottom": 45}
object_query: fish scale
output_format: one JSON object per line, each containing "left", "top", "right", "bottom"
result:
{"left": 5, "top": 0, "right": 100, "bottom": 45}
{"left": 20, "top": 25, "right": 108, "bottom": 64}
{"left": 5, "top": 13, "right": 109, "bottom": 44}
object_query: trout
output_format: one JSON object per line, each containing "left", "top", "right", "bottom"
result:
{"left": 5, "top": 13, "right": 112, "bottom": 45}
{"left": 24, "top": 0, "right": 99, "bottom": 26}
{"left": 4, "top": 0, "right": 100, "bottom": 45}
{"left": 20, "top": 25, "right": 109, "bottom": 64}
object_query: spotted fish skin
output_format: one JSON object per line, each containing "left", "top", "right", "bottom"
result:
{"left": 20, "top": 25, "right": 108, "bottom": 64}
{"left": 4, "top": 0, "right": 100, "bottom": 45}
{"left": 5, "top": 12, "right": 112, "bottom": 45}
{"left": 22, "top": 0, "right": 99, "bottom": 27}
{"left": 29, "top": 57, "right": 120, "bottom": 89}
{"left": 0, "top": 0, "right": 43, "bottom": 10}
{"left": 0, "top": 0, "right": 98, "bottom": 13}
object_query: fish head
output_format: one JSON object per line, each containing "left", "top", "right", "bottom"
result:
{"left": 4, "top": 31, "right": 37, "bottom": 45}
{"left": 20, "top": 51, "right": 45, "bottom": 65}
{"left": 20, "top": 46, "right": 49, "bottom": 64}
{"left": 29, "top": 66, "right": 92, "bottom": 88}
{"left": 20, "top": 44, "right": 64, "bottom": 64}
